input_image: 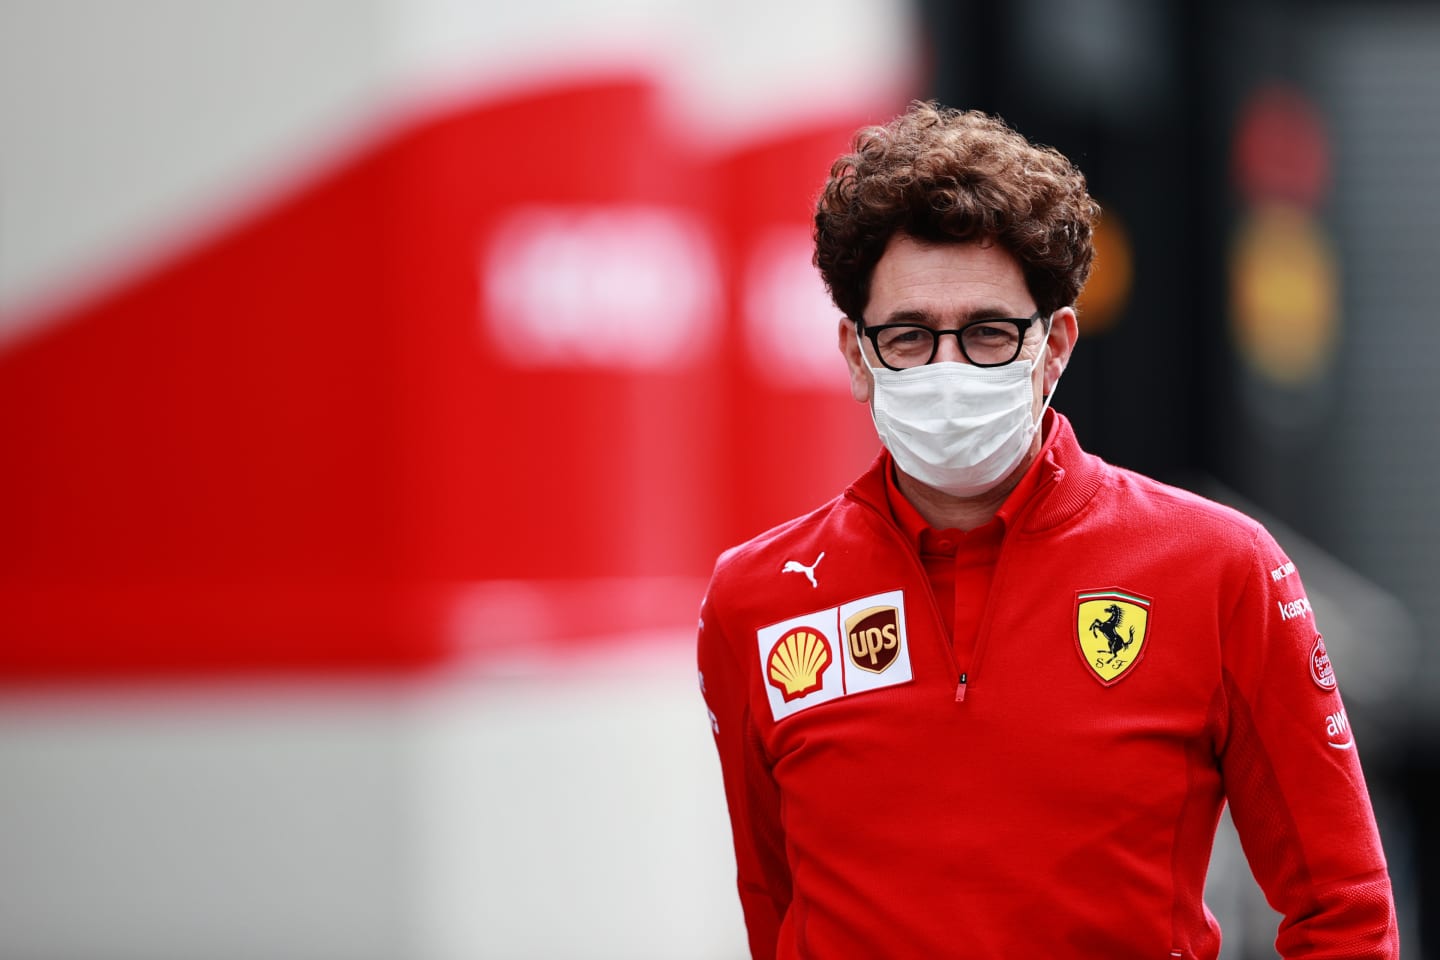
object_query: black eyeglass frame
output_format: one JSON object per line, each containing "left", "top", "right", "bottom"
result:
{"left": 858, "top": 311, "right": 1051, "bottom": 371}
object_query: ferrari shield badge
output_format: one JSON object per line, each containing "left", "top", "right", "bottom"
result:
{"left": 1075, "top": 589, "right": 1153, "bottom": 686}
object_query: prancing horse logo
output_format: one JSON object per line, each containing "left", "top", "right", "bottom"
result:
{"left": 1089, "top": 604, "right": 1135, "bottom": 661}
{"left": 1074, "top": 589, "right": 1153, "bottom": 686}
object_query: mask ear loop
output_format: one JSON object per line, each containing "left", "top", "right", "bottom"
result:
{"left": 855, "top": 320, "right": 882, "bottom": 377}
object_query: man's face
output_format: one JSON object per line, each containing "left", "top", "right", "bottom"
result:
{"left": 839, "top": 233, "right": 1076, "bottom": 415}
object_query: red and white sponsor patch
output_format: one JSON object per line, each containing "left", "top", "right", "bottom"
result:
{"left": 755, "top": 589, "right": 913, "bottom": 722}
{"left": 1310, "top": 634, "right": 1336, "bottom": 690}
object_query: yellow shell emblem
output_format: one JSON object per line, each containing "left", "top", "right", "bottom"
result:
{"left": 767, "top": 627, "right": 832, "bottom": 702}
{"left": 1074, "top": 589, "right": 1152, "bottom": 686}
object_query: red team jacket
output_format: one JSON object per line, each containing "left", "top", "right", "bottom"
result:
{"left": 698, "top": 414, "right": 1397, "bottom": 958}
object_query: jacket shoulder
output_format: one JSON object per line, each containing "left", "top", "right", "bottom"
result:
{"left": 1099, "top": 465, "right": 1266, "bottom": 550}
{"left": 712, "top": 493, "right": 850, "bottom": 585}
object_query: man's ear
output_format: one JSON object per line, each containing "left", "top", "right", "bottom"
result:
{"left": 839, "top": 318, "right": 873, "bottom": 404}
{"left": 1043, "top": 307, "right": 1079, "bottom": 395}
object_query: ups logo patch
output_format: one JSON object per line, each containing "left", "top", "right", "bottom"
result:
{"left": 1074, "top": 589, "right": 1153, "bottom": 686}
{"left": 845, "top": 605, "right": 901, "bottom": 673}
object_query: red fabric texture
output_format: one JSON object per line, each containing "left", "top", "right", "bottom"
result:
{"left": 697, "top": 413, "right": 1397, "bottom": 958}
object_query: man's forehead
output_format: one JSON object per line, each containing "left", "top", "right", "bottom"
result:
{"left": 867, "top": 238, "right": 1034, "bottom": 322}
{"left": 873, "top": 237, "right": 1025, "bottom": 286}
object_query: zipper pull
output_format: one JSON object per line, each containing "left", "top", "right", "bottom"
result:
{"left": 955, "top": 672, "right": 968, "bottom": 702}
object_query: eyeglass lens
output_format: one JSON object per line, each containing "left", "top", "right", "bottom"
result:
{"left": 874, "top": 319, "right": 1031, "bottom": 368}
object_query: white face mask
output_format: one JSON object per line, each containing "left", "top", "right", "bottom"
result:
{"left": 861, "top": 332, "right": 1057, "bottom": 498}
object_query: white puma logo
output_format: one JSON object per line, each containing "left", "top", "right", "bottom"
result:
{"left": 782, "top": 552, "right": 825, "bottom": 588}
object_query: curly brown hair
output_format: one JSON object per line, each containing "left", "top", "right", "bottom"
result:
{"left": 814, "top": 101, "right": 1100, "bottom": 322}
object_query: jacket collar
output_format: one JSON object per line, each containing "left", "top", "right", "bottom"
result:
{"left": 846, "top": 411, "right": 1107, "bottom": 534}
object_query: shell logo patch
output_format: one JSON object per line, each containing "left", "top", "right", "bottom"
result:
{"left": 768, "top": 627, "right": 832, "bottom": 701}
{"left": 756, "top": 590, "right": 913, "bottom": 722}
{"left": 1075, "top": 589, "right": 1153, "bottom": 686}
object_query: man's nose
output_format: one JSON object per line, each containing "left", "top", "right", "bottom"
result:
{"left": 932, "top": 331, "right": 968, "bottom": 364}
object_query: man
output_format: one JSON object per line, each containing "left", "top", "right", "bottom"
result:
{"left": 697, "top": 102, "right": 1398, "bottom": 958}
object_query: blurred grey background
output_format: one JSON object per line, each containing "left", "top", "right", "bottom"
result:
{"left": 2, "top": 0, "right": 1436, "bottom": 957}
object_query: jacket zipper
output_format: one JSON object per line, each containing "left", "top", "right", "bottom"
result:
{"left": 846, "top": 460, "right": 1064, "bottom": 707}
{"left": 958, "top": 462, "right": 1069, "bottom": 701}
{"left": 847, "top": 493, "right": 959, "bottom": 690}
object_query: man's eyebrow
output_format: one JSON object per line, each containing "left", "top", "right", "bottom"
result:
{"left": 879, "top": 304, "right": 1027, "bottom": 325}
{"left": 880, "top": 308, "right": 935, "bottom": 325}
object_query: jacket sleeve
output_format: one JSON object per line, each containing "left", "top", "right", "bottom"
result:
{"left": 1217, "top": 525, "right": 1398, "bottom": 958}
{"left": 697, "top": 580, "right": 791, "bottom": 960}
